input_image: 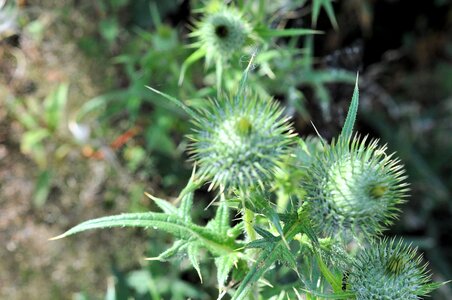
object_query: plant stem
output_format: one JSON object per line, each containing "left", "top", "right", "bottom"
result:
{"left": 243, "top": 206, "right": 257, "bottom": 241}
{"left": 242, "top": 197, "right": 258, "bottom": 299}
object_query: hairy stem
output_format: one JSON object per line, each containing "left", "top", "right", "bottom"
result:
{"left": 242, "top": 197, "right": 258, "bottom": 299}
{"left": 243, "top": 206, "right": 257, "bottom": 241}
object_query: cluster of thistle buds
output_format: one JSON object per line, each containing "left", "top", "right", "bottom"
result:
{"left": 54, "top": 2, "right": 445, "bottom": 297}
{"left": 180, "top": 57, "right": 442, "bottom": 297}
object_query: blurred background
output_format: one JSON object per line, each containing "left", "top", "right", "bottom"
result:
{"left": 0, "top": 0, "right": 451, "bottom": 299}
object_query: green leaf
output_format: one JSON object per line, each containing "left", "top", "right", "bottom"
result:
{"left": 44, "top": 83, "right": 69, "bottom": 132}
{"left": 178, "top": 189, "right": 193, "bottom": 222}
{"left": 315, "top": 251, "right": 342, "bottom": 293}
{"left": 215, "top": 254, "right": 238, "bottom": 289}
{"left": 75, "top": 89, "right": 131, "bottom": 121}
{"left": 235, "top": 51, "right": 256, "bottom": 101}
{"left": 254, "top": 226, "right": 275, "bottom": 240}
{"left": 216, "top": 58, "right": 223, "bottom": 97}
{"left": 146, "top": 86, "right": 198, "bottom": 120}
{"left": 207, "top": 195, "right": 231, "bottom": 235}
{"left": 312, "top": 0, "right": 338, "bottom": 29}
{"left": 288, "top": 208, "right": 319, "bottom": 247}
{"left": 208, "top": 196, "right": 244, "bottom": 290}
{"left": 144, "top": 119, "right": 177, "bottom": 154}
{"left": 278, "top": 245, "right": 298, "bottom": 271}
{"left": 51, "top": 212, "right": 196, "bottom": 239}
{"left": 21, "top": 128, "right": 49, "bottom": 154}
{"left": 99, "top": 18, "right": 119, "bottom": 43}
{"left": 232, "top": 242, "right": 283, "bottom": 300}
{"left": 51, "top": 211, "right": 240, "bottom": 254}
{"left": 256, "top": 28, "right": 322, "bottom": 38}
{"left": 233, "top": 210, "right": 313, "bottom": 300}
{"left": 34, "top": 170, "right": 52, "bottom": 207}
{"left": 52, "top": 173, "right": 245, "bottom": 295}
{"left": 300, "top": 288, "right": 356, "bottom": 299}
{"left": 233, "top": 239, "right": 300, "bottom": 300}
{"left": 228, "top": 222, "right": 245, "bottom": 241}
{"left": 8, "top": 99, "right": 39, "bottom": 130}
{"left": 178, "top": 47, "right": 206, "bottom": 85}
{"left": 246, "top": 238, "right": 273, "bottom": 249}
{"left": 313, "top": 82, "right": 332, "bottom": 120}
{"left": 147, "top": 240, "right": 187, "bottom": 261}
{"left": 109, "top": 266, "right": 130, "bottom": 300}
{"left": 145, "top": 192, "right": 178, "bottom": 215}
{"left": 126, "top": 270, "right": 159, "bottom": 298}
{"left": 187, "top": 244, "right": 203, "bottom": 283}
{"left": 247, "top": 193, "right": 285, "bottom": 246}
{"left": 52, "top": 176, "right": 241, "bottom": 255}
{"left": 415, "top": 281, "right": 450, "bottom": 296}
{"left": 340, "top": 74, "right": 359, "bottom": 141}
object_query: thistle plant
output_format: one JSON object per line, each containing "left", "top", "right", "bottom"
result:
{"left": 190, "top": 5, "right": 252, "bottom": 69}
{"left": 179, "top": 0, "right": 319, "bottom": 90}
{"left": 150, "top": 57, "right": 295, "bottom": 194}
{"left": 189, "top": 90, "right": 295, "bottom": 192}
{"left": 349, "top": 238, "right": 442, "bottom": 299}
{"left": 303, "top": 134, "right": 409, "bottom": 241}
{"left": 51, "top": 56, "right": 445, "bottom": 299}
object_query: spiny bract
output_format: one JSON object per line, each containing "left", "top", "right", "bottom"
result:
{"left": 350, "top": 238, "right": 434, "bottom": 299}
{"left": 189, "top": 92, "right": 295, "bottom": 192}
{"left": 191, "top": 6, "right": 252, "bottom": 66}
{"left": 303, "top": 135, "right": 409, "bottom": 240}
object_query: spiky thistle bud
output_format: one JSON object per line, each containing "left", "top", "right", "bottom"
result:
{"left": 179, "top": 2, "right": 318, "bottom": 86}
{"left": 189, "top": 92, "right": 295, "bottom": 192}
{"left": 191, "top": 6, "right": 252, "bottom": 67}
{"left": 303, "top": 135, "right": 409, "bottom": 240}
{"left": 349, "top": 238, "right": 439, "bottom": 299}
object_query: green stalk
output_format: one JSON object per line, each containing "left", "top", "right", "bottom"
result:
{"left": 242, "top": 197, "right": 258, "bottom": 299}
{"left": 243, "top": 198, "right": 257, "bottom": 241}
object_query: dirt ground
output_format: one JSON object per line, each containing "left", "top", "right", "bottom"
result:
{"left": 0, "top": 5, "right": 148, "bottom": 298}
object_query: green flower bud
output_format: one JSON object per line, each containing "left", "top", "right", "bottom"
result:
{"left": 189, "top": 92, "right": 295, "bottom": 192}
{"left": 191, "top": 7, "right": 252, "bottom": 66}
{"left": 350, "top": 238, "right": 437, "bottom": 299}
{"left": 303, "top": 136, "right": 409, "bottom": 240}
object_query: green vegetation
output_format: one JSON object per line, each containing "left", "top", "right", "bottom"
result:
{"left": 1, "top": 0, "right": 451, "bottom": 299}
